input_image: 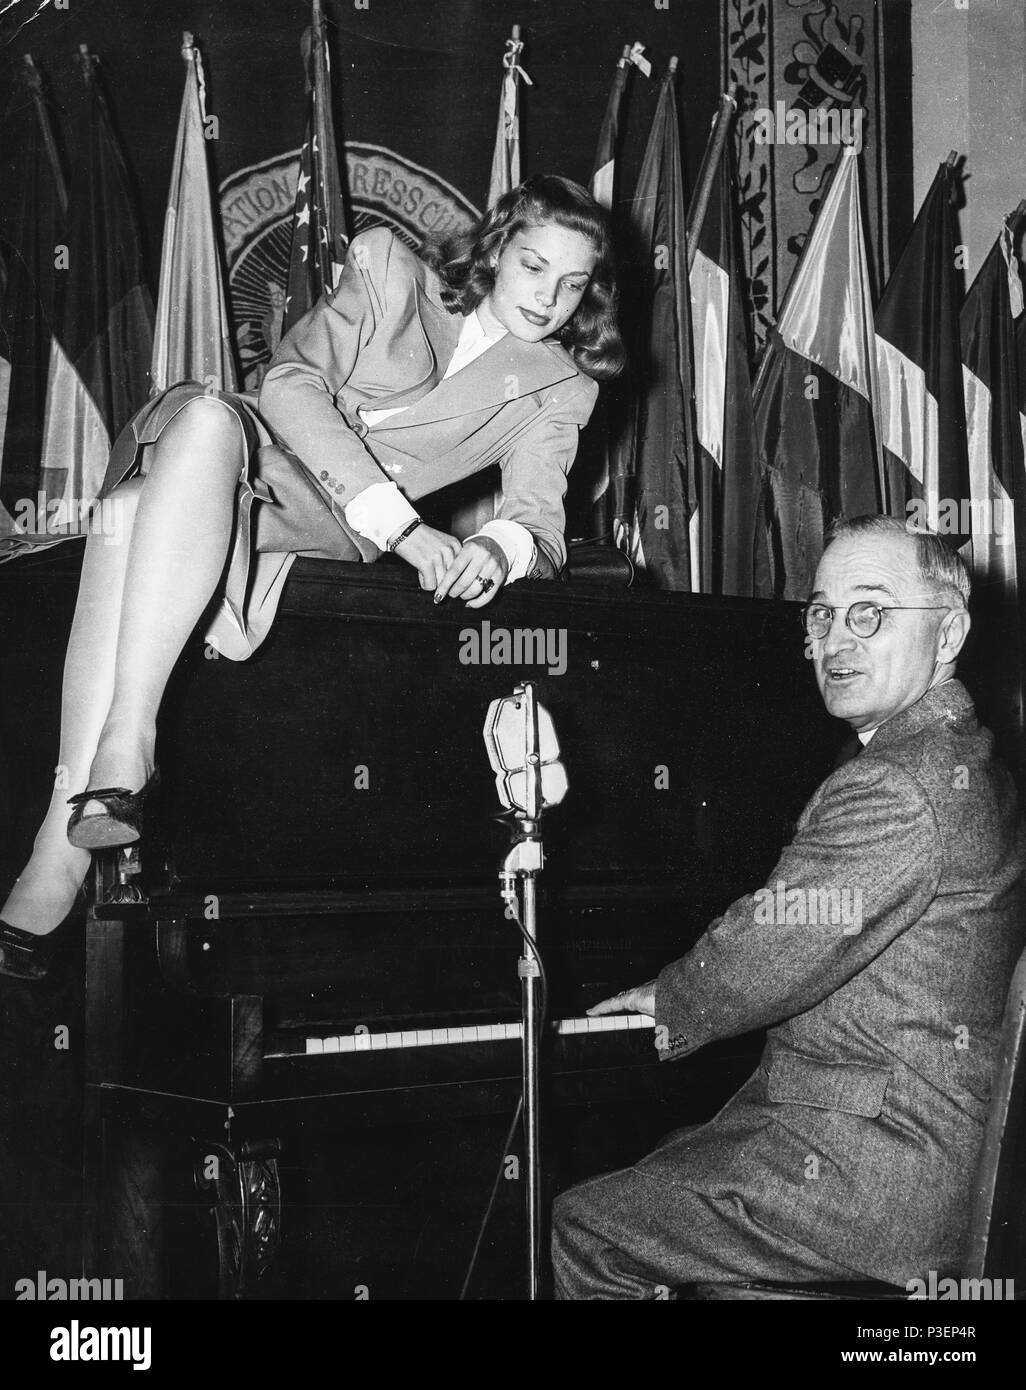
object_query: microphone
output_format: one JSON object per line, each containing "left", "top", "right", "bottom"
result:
{"left": 483, "top": 683, "right": 568, "bottom": 817}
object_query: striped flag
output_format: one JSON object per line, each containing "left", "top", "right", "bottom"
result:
{"left": 687, "top": 91, "right": 760, "bottom": 596}
{"left": 151, "top": 33, "right": 238, "bottom": 395}
{"left": 591, "top": 43, "right": 647, "bottom": 210}
{"left": 875, "top": 158, "right": 969, "bottom": 541}
{"left": 282, "top": 0, "right": 350, "bottom": 336}
{"left": 614, "top": 57, "right": 698, "bottom": 588}
{"left": 961, "top": 209, "right": 1026, "bottom": 610}
{"left": 0, "top": 57, "right": 67, "bottom": 556}
{"left": 753, "top": 145, "right": 882, "bottom": 601}
{"left": 961, "top": 208, "right": 1026, "bottom": 739}
{"left": 37, "top": 47, "right": 153, "bottom": 533}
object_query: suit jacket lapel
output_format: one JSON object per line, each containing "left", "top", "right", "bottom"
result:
{"left": 373, "top": 334, "right": 579, "bottom": 431}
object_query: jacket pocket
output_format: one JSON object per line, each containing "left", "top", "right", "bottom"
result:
{"left": 767, "top": 1050, "right": 891, "bottom": 1118}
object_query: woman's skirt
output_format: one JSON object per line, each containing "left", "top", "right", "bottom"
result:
{"left": 99, "top": 382, "right": 372, "bottom": 660}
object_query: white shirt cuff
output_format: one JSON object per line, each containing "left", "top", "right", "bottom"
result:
{"left": 469, "top": 519, "right": 537, "bottom": 583}
{"left": 344, "top": 482, "right": 419, "bottom": 549}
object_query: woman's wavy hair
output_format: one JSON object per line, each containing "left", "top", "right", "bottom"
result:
{"left": 421, "top": 174, "right": 625, "bottom": 381}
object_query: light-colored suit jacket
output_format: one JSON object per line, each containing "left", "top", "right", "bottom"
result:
{"left": 651, "top": 678, "right": 1025, "bottom": 1283}
{"left": 258, "top": 225, "right": 599, "bottom": 577}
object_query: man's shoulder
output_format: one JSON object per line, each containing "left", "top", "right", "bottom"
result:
{"left": 833, "top": 694, "right": 1019, "bottom": 852}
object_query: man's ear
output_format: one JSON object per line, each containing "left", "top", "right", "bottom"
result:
{"left": 938, "top": 607, "right": 971, "bottom": 664}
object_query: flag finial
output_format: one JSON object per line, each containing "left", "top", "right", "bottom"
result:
{"left": 76, "top": 45, "right": 98, "bottom": 83}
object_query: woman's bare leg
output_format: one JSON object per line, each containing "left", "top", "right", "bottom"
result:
{"left": 1, "top": 398, "right": 245, "bottom": 934}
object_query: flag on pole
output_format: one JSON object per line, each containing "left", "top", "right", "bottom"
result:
{"left": 687, "top": 90, "right": 761, "bottom": 596}
{"left": 0, "top": 56, "right": 67, "bottom": 556}
{"left": 581, "top": 42, "right": 648, "bottom": 543}
{"left": 150, "top": 33, "right": 238, "bottom": 395}
{"left": 960, "top": 207, "right": 1026, "bottom": 740}
{"left": 487, "top": 24, "right": 532, "bottom": 204}
{"left": 282, "top": 0, "right": 350, "bottom": 336}
{"left": 874, "top": 157, "right": 969, "bottom": 540}
{"left": 961, "top": 207, "right": 1026, "bottom": 609}
{"left": 591, "top": 43, "right": 648, "bottom": 210}
{"left": 753, "top": 144, "right": 882, "bottom": 600}
{"left": 452, "top": 25, "right": 533, "bottom": 540}
{"left": 37, "top": 47, "right": 153, "bottom": 534}
{"left": 613, "top": 57, "right": 698, "bottom": 588}
{"left": 1017, "top": 291, "right": 1026, "bottom": 458}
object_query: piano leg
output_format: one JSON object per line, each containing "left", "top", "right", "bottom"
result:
{"left": 195, "top": 1138, "right": 282, "bottom": 1299}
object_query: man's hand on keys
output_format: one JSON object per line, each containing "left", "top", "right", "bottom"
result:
{"left": 587, "top": 980, "right": 656, "bottom": 1018}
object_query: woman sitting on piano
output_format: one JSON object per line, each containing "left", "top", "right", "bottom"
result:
{"left": 0, "top": 173, "right": 624, "bottom": 979}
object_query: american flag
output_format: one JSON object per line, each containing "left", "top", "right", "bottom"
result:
{"left": 282, "top": 0, "right": 349, "bottom": 336}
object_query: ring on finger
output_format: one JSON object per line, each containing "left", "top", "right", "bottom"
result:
{"left": 478, "top": 576, "right": 495, "bottom": 594}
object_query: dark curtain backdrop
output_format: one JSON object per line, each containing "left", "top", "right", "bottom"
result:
{"left": 0, "top": 0, "right": 912, "bottom": 534}
{"left": 0, "top": 0, "right": 723, "bottom": 284}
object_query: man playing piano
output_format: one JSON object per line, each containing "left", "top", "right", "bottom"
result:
{"left": 552, "top": 515, "right": 1025, "bottom": 1299}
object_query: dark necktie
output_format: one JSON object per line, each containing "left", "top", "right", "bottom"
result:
{"left": 832, "top": 732, "right": 864, "bottom": 770}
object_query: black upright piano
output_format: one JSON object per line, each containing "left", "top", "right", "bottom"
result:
{"left": 0, "top": 550, "right": 840, "bottom": 1298}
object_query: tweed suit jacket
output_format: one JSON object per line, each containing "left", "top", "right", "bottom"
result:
{"left": 258, "top": 225, "right": 599, "bottom": 577}
{"left": 650, "top": 678, "right": 1025, "bottom": 1284}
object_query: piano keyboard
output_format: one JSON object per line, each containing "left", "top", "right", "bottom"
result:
{"left": 280, "top": 1013, "right": 655, "bottom": 1058}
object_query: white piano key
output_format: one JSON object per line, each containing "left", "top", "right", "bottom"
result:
{"left": 415, "top": 1029, "right": 435, "bottom": 1047}
{"left": 369, "top": 1032, "right": 387, "bottom": 1050}
{"left": 338, "top": 1035, "right": 357, "bottom": 1053}
{"left": 638, "top": 1014, "right": 655, "bottom": 1028}
{"left": 597, "top": 1016, "right": 616, "bottom": 1032}
{"left": 305, "top": 1037, "right": 324, "bottom": 1055}
{"left": 323, "top": 1036, "right": 341, "bottom": 1054}
{"left": 353, "top": 1032, "right": 372, "bottom": 1052}
{"left": 431, "top": 1028, "right": 448, "bottom": 1045}
{"left": 463, "top": 1025, "right": 480, "bottom": 1043}
{"left": 383, "top": 1032, "right": 403, "bottom": 1049}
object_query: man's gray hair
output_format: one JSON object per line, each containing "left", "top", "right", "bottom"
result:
{"left": 824, "top": 515, "right": 971, "bottom": 609}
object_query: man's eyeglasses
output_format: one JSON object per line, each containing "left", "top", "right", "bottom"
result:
{"left": 801, "top": 601, "right": 951, "bottom": 640}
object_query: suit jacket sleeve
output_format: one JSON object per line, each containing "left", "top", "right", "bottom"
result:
{"left": 655, "top": 757, "right": 943, "bottom": 1060}
{"left": 495, "top": 372, "right": 598, "bottom": 576}
{"left": 258, "top": 228, "right": 396, "bottom": 501}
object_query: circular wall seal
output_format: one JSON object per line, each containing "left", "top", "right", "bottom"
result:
{"left": 220, "top": 143, "right": 480, "bottom": 389}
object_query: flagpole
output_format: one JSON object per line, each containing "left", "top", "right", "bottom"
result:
{"left": 22, "top": 56, "right": 67, "bottom": 215}
{"left": 751, "top": 145, "right": 850, "bottom": 404}
{"left": 686, "top": 86, "right": 737, "bottom": 273}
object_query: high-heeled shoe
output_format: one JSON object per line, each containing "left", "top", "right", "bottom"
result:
{"left": 66, "top": 769, "right": 160, "bottom": 851}
{"left": 0, "top": 890, "right": 87, "bottom": 981}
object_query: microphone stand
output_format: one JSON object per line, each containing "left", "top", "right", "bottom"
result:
{"left": 495, "top": 682, "right": 545, "bottom": 1300}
